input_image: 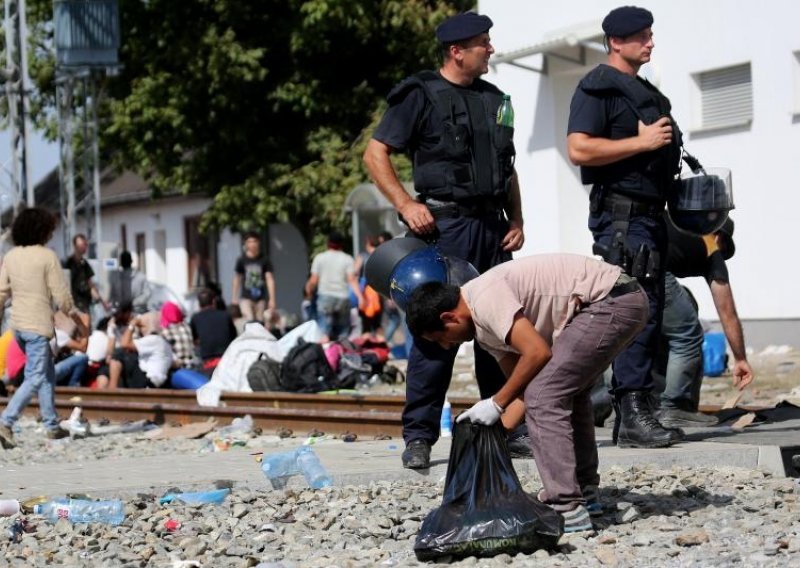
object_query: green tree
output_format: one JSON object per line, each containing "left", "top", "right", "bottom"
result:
{"left": 23, "top": 0, "right": 474, "bottom": 250}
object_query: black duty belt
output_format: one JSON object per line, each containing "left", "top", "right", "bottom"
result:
{"left": 424, "top": 198, "right": 505, "bottom": 219}
{"left": 607, "top": 275, "right": 641, "bottom": 298}
{"left": 596, "top": 191, "right": 665, "bottom": 218}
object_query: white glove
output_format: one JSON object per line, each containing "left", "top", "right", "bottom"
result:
{"left": 456, "top": 397, "right": 504, "bottom": 426}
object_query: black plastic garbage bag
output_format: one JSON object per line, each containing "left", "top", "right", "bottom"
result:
{"left": 414, "top": 420, "right": 563, "bottom": 561}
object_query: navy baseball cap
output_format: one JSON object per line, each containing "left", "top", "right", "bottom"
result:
{"left": 602, "top": 6, "right": 653, "bottom": 38}
{"left": 436, "top": 12, "right": 493, "bottom": 44}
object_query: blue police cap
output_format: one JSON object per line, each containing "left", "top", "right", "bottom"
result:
{"left": 602, "top": 6, "right": 653, "bottom": 38}
{"left": 436, "top": 12, "right": 493, "bottom": 44}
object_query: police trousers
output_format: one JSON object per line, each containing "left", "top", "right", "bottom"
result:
{"left": 589, "top": 210, "right": 666, "bottom": 395}
{"left": 403, "top": 211, "right": 511, "bottom": 445}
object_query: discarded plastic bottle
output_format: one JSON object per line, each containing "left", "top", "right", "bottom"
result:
{"left": 496, "top": 94, "right": 514, "bottom": 128}
{"left": 158, "top": 488, "right": 230, "bottom": 505}
{"left": 440, "top": 400, "right": 453, "bottom": 438}
{"left": 295, "top": 447, "right": 333, "bottom": 489}
{"left": 261, "top": 449, "right": 301, "bottom": 489}
{"left": 33, "top": 499, "right": 125, "bottom": 525}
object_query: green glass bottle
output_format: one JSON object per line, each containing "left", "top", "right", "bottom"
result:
{"left": 496, "top": 94, "right": 514, "bottom": 127}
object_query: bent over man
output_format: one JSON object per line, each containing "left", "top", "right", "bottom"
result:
{"left": 406, "top": 254, "right": 648, "bottom": 532}
{"left": 363, "top": 11, "right": 527, "bottom": 469}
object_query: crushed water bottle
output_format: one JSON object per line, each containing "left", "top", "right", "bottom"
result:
{"left": 33, "top": 498, "right": 125, "bottom": 525}
{"left": 158, "top": 488, "right": 230, "bottom": 505}
{"left": 261, "top": 449, "right": 301, "bottom": 489}
{"left": 296, "top": 447, "right": 333, "bottom": 489}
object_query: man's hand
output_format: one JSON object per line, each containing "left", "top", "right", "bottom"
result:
{"left": 501, "top": 220, "right": 525, "bottom": 252}
{"left": 637, "top": 117, "right": 672, "bottom": 151}
{"left": 456, "top": 397, "right": 503, "bottom": 425}
{"left": 732, "top": 359, "right": 754, "bottom": 390}
{"left": 399, "top": 201, "right": 436, "bottom": 235}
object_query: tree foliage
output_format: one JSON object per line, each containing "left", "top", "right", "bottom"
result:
{"left": 23, "top": 0, "right": 474, "bottom": 249}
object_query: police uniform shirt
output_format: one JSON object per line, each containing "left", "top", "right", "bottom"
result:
{"left": 665, "top": 221, "right": 729, "bottom": 284}
{"left": 373, "top": 73, "right": 512, "bottom": 156}
{"left": 568, "top": 80, "right": 639, "bottom": 141}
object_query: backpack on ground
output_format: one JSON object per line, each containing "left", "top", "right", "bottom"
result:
{"left": 247, "top": 354, "right": 283, "bottom": 392}
{"left": 280, "top": 338, "right": 335, "bottom": 393}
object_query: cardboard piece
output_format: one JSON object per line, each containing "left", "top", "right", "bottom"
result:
{"left": 722, "top": 391, "right": 743, "bottom": 410}
{"left": 730, "top": 412, "right": 756, "bottom": 432}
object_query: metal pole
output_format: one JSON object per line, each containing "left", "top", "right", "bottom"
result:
{"left": 17, "top": 0, "right": 32, "bottom": 205}
{"left": 57, "top": 74, "right": 77, "bottom": 255}
{"left": 91, "top": 78, "right": 102, "bottom": 260}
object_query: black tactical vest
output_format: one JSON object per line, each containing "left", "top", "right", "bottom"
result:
{"left": 577, "top": 64, "right": 683, "bottom": 203}
{"left": 387, "top": 71, "right": 515, "bottom": 202}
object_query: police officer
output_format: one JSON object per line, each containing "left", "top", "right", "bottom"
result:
{"left": 656, "top": 217, "right": 754, "bottom": 427}
{"left": 567, "top": 6, "right": 679, "bottom": 448}
{"left": 363, "top": 12, "right": 526, "bottom": 468}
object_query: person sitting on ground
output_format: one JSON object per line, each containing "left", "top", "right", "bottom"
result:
{"left": 108, "top": 251, "right": 151, "bottom": 314}
{"left": 160, "top": 301, "right": 198, "bottom": 370}
{"left": 53, "top": 311, "right": 91, "bottom": 387}
{"left": 0, "top": 207, "right": 88, "bottom": 448}
{"left": 107, "top": 312, "right": 173, "bottom": 389}
{"left": 190, "top": 288, "right": 238, "bottom": 375}
{"left": 93, "top": 303, "right": 135, "bottom": 388}
{"left": 406, "top": 254, "right": 648, "bottom": 533}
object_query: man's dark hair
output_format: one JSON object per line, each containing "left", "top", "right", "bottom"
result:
{"left": 120, "top": 250, "right": 133, "bottom": 269}
{"left": 243, "top": 231, "right": 260, "bottom": 242}
{"left": 378, "top": 231, "right": 393, "bottom": 243}
{"left": 197, "top": 287, "right": 215, "bottom": 308}
{"left": 328, "top": 230, "right": 345, "bottom": 248}
{"left": 11, "top": 207, "right": 57, "bottom": 246}
{"left": 405, "top": 282, "right": 461, "bottom": 337}
{"left": 73, "top": 233, "right": 87, "bottom": 246}
{"left": 115, "top": 300, "right": 134, "bottom": 314}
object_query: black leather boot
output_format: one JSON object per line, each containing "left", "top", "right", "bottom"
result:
{"left": 611, "top": 399, "right": 621, "bottom": 445}
{"left": 616, "top": 391, "right": 675, "bottom": 448}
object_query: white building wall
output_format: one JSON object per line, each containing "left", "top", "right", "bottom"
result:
{"left": 481, "top": 0, "right": 800, "bottom": 322}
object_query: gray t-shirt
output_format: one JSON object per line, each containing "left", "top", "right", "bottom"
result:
{"left": 462, "top": 254, "right": 621, "bottom": 361}
{"left": 310, "top": 250, "right": 355, "bottom": 299}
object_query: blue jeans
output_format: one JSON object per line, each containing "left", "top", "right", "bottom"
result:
{"left": 1, "top": 331, "right": 60, "bottom": 430}
{"left": 659, "top": 272, "right": 704, "bottom": 410}
{"left": 55, "top": 353, "right": 89, "bottom": 387}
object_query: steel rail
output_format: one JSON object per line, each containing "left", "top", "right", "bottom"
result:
{"left": 0, "top": 387, "right": 757, "bottom": 438}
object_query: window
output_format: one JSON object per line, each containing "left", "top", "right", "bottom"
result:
{"left": 184, "top": 216, "right": 218, "bottom": 289}
{"left": 135, "top": 232, "right": 146, "bottom": 274}
{"left": 694, "top": 63, "right": 753, "bottom": 130}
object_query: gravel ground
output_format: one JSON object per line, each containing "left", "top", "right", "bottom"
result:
{"left": 0, "top": 453, "right": 798, "bottom": 567}
{"left": 0, "top": 346, "right": 798, "bottom": 566}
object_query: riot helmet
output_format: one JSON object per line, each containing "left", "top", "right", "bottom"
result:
{"left": 364, "top": 237, "right": 427, "bottom": 297}
{"left": 668, "top": 166, "right": 734, "bottom": 236}
{"left": 389, "top": 247, "right": 479, "bottom": 310}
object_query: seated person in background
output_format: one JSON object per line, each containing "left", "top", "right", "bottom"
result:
{"left": 93, "top": 303, "right": 135, "bottom": 388}
{"left": 107, "top": 312, "right": 173, "bottom": 388}
{"left": 406, "top": 254, "right": 648, "bottom": 533}
{"left": 190, "top": 288, "right": 237, "bottom": 374}
{"left": 160, "top": 301, "right": 199, "bottom": 370}
{"left": 53, "top": 311, "right": 90, "bottom": 387}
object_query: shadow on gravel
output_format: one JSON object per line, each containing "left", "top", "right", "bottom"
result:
{"left": 591, "top": 487, "right": 735, "bottom": 527}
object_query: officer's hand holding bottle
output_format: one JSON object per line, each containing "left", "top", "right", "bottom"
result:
{"left": 637, "top": 117, "right": 672, "bottom": 151}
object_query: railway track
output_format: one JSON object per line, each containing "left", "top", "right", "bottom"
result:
{"left": 0, "top": 388, "right": 480, "bottom": 438}
{"left": 0, "top": 387, "right": 752, "bottom": 438}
